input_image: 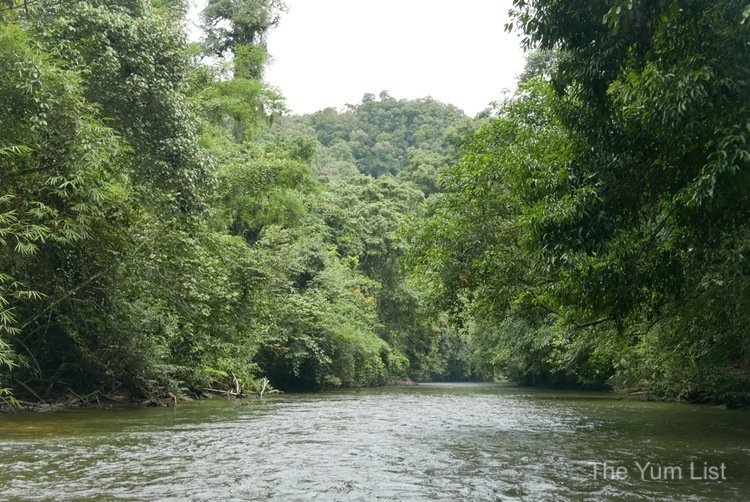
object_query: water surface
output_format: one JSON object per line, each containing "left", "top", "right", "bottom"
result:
{"left": 1, "top": 383, "right": 748, "bottom": 500}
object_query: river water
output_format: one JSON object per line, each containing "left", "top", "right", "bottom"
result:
{"left": 0, "top": 383, "right": 748, "bottom": 501}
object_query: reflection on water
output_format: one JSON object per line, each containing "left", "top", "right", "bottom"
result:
{"left": 0, "top": 383, "right": 748, "bottom": 500}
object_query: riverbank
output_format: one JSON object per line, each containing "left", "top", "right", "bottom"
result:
{"left": 1, "top": 383, "right": 748, "bottom": 500}
{"left": 0, "top": 390, "right": 176, "bottom": 414}
{"left": 1, "top": 379, "right": 428, "bottom": 414}
{"left": 3, "top": 381, "right": 744, "bottom": 415}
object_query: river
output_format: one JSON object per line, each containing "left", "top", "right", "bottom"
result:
{"left": 0, "top": 383, "right": 748, "bottom": 501}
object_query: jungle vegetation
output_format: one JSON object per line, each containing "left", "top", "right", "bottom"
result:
{"left": 1, "top": 0, "right": 748, "bottom": 407}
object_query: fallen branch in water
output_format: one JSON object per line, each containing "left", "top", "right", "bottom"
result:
{"left": 203, "top": 388, "right": 243, "bottom": 397}
{"left": 66, "top": 388, "right": 102, "bottom": 407}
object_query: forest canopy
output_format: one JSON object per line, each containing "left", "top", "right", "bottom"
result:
{"left": 1, "top": 0, "right": 748, "bottom": 407}
{"left": 413, "top": 0, "right": 750, "bottom": 405}
{"left": 0, "top": 0, "right": 472, "bottom": 403}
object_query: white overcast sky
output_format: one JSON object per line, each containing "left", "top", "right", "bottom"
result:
{"left": 188, "top": 0, "right": 527, "bottom": 117}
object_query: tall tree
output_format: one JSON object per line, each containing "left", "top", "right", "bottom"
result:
{"left": 202, "top": 0, "right": 285, "bottom": 58}
{"left": 413, "top": 0, "right": 750, "bottom": 402}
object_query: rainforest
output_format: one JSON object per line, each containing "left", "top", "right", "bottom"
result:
{"left": 1, "top": 0, "right": 749, "bottom": 411}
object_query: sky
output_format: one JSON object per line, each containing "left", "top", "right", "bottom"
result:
{"left": 188, "top": 0, "right": 527, "bottom": 117}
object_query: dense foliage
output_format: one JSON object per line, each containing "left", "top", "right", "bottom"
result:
{"left": 269, "top": 92, "right": 473, "bottom": 179}
{"left": 0, "top": 0, "right": 472, "bottom": 404}
{"left": 413, "top": 0, "right": 750, "bottom": 405}
{"left": 2, "top": 0, "right": 747, "bottom": 407}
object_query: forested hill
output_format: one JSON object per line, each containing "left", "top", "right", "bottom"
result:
{"left": 1, "top": 0, "right": 749, "bottom": 408}
{"left": 268, "top": 93, "right": 472, "bottom": 179}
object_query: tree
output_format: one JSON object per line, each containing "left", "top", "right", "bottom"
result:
{"left": 289, "top": 93, "right": 468, "bottom": 178}
{"left": 202, "top": 0, "right": 285, "bottom": 58}
{"left": 0, "top": 20, "right": 123, "bottom": 394}
{"left": 36, "top": 0, "right": 213, "bottom": 209}
{"left": 411, "top": 0, "right": 750, "bottom": 402}
{"left": 518, "top": 49, "right": 560, "bottom": 83}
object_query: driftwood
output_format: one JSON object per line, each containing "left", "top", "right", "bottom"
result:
{"left": 2, "top": 389, "right": 113, "bottom": 413}
{"left": 204, "top": 377, "right": 280, "bottom": 399}
{"left": 203, "top": 388, "right": 243, "bottom": 398}
{"left": 231, "top": 372, "right": 242, "bottom": 395}
{"left": 202, "top": 371, "right": 246, "bottom": 399}
{"left": 14, "top": 400, "right": 64, "bottom": 413}
{"left": 617, "top": 389, "right": 657, "bottom": 401}
{"left": 65, "top": 388, "right": 103, "bottom": 407}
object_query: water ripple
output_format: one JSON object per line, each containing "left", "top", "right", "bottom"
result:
{"left": 0, "top": 384, "right": 748, "bottom": 501}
